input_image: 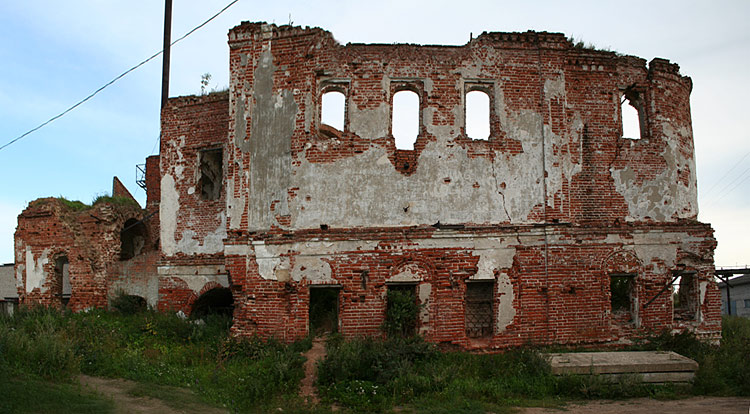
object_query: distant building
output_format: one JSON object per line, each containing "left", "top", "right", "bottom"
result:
{"left": 718, "top": 274, "right": 750, "bottom": 317}
{"left": 0, "top": 263, "right": 18, "bottom": 315}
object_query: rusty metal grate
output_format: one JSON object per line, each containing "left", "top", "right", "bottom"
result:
{"left": 465, "top": 282, "right": 493, "bottom": 338}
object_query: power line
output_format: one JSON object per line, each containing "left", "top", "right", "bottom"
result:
{"left": 0, "top": 0, "right": 239, "bottom": 152}
{"left": 702, "top": 150, "right": 750, "bottom": 198}
{"left": 705, "top": 165, "right": 750, "bottom": 208}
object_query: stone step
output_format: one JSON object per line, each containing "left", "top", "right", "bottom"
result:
{"left": 546, "top": 351, "right": 698, "bottom": 383}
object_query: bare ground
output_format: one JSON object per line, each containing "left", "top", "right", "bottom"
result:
{"left": 299, "top": 336, "right": 328, "bottom": 405}
{"left": 79, "top": 375, "right": 227, "bottom": 414}
{"left": 517, "top": 397, "right": 750, "bottom": 414}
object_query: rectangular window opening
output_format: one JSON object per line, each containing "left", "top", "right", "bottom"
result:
{"left": 199, "top": 148, "right": 223, "bottom": 200}
{"left": 673, "top": 272, "right": 698, "bottom": 322}
{"left": 465, "top": 281, "right": 494, "bottom": 338}
{"left": 610, "top": 273, "right": 635, "bottom": 323}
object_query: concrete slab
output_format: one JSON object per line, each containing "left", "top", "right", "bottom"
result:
{"left": 546, "top": 351, "right": 698, "bottom": 381}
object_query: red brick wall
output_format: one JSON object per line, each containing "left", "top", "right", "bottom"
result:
{"left": 160, "top": 92, "right": 229, "bottom": 260}
{"left": 212, "top": 23, "right": 720, "bottom": 348}
{"left": 15, "top": 198, "right": 148, "bottom": 311}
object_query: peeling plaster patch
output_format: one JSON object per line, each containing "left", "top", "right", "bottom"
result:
{"left": 158, "top": 265, "right": 226, "bottom": 275}
{"left": 110, "top": 276, "right": 160, "bottom": 308}
{"left": 293, "top": 132, "right": 543, "bottom": 228}
{"left": 15, "top": 264, "right": 24, "bottom": 289}
{"left": 234, "top": 92, "right": 249, "bottom": 151}
{"left": 292, "top": 256, "right": 332, "bottom": 282}
{"left": 544, "top": 116, "right": 583, "bottom": 210}
{"left": 387, "top": 267, "right": 424, "bottom": 283}
{"left": 175, "top": 212, "right": 228, "bottom": 255}
{"left": 160, "top": 174, "right": 179, "bottom": 256}
{"left": 254, "top": 243, "right": 290, "bottom": 280}
{"left": 418, "top": 283, "right": 431, "bottom": 334}
{"left": 633, "top": 231, "right": 678, "bottom": 267}
{"left": 611, "top": 124, "right": 697, "bottom": 221}
{"left": 25, "top": 247, "right": 49, "bottom": 293}
{"left": 349, "top": 101, "right": 389, "bottom": 139}
{"left": 699, "top": 281, "right": 708, "bottom": 305}
{"left": 543, "top": 74, "right": 566, "bottom": 100}
{"left": 496, "top": 272, "right": 515, "bottom": 332}
{"left": 470, "top": 248, "right": 516, "bottom": 280}
{"left": 226, "top": 178, "right": 246, "bottom": 230}
{"left": 178, "top": 275, "right": 230, "bottom": 293}
{"left": 247, "top": 47, "right": 297, "bottom": 230}
{"left": 304, "top": 92, "right": 313, "bottom": 133}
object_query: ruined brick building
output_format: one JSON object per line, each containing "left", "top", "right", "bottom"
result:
{"left": 15, "top": 22, "right": 721, "bottom": 348}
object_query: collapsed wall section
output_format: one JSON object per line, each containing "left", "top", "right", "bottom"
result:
{"left": 15, "top": 197, "right": 149, "bottom": 311}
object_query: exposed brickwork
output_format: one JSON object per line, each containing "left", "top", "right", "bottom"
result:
{"left": 217, "top": 23, "right": 719, "bottom": 348}
{"left": 15, "top": 198, "right": 147, "bottom": 311}
{"left": 15, "top": 22, "right": 721, "bottom": 349}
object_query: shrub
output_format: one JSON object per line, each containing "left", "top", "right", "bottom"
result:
{"left": 109, "top": 292, "right": 148, "bottom": 315}
{"left": 382, "top": 288, "right": 420, "bottom": 338}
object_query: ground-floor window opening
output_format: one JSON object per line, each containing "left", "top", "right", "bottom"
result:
{"left": 191, "top": 287, "right": 234, "bottom": 318}
{"left": 54, "top": 256, "right": 70, "bottom": 307}
{"left": 673, "top": 272, "right": 697, "bottom": 322}
{"left": 384, "top": 284, "right": 418, "bottom": 337}
{"left": 610, "top": 273, "right": 635, "bottom": 323}
{"left": 309, "top": 286, "right": 340, "bottom": 335}
{"left": 120, "top": 218, "right": 146, "bottom": 260}
{"left": 465, "top": 281, "right": 494, "bottom": 338}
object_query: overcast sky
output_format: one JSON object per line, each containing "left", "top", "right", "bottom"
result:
{"left": 1, "top": 1, "right": 748, "bottom": 268}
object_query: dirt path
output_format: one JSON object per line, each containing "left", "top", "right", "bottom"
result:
{"left": 80, "top": 375, "right": 226, "bottom": 414}
{"left": 299, "top": 336, "right": 328, "bottom": 404}
{"left": 517, "top": 396, "right": 750, "bottom": 414}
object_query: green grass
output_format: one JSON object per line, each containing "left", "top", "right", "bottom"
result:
{"left": 2, "top": 307, "right": 748, "bottom": 414}
{"left": 0, "top": 376, "right": 114, "bottom": 414}
{"left": 92, "top": 194, "right": 141, "bottom": 208}
{"left": 316, "top": 317, "right": 750, "bottom": 412}
{"left": 0, "top": 307, "right": 308, "bottom": 413}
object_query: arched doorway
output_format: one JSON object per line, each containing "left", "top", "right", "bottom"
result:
{"left": 191, "top": 287, "right": 234, "bottom": 318}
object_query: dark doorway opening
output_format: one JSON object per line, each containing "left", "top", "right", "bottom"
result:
{"left": 465, "top": 281, "right": 494, "bottom": 338}
{"left": 309, "top": 287, "right": 340, "bottom": 335}
{"left": 191, "top": 287, "right": 234, "bottom": 318}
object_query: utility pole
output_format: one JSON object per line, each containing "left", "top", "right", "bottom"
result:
{"left": 161, "top": 0, "right": 173, "bottom": 109}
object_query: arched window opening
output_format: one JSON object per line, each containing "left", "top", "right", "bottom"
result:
{"left": 54, "top": 256, "right": 70, "bottom": 307}
{"left": 621, "top": 94, "right": 642, "bottom": 139}
{"left": 321, "top": 90, "right": 345, "bottom": 132}
{"left": 466, "top": 90, "right": 490, "bottom": 140}
{"left": 392, "top": 90, "right": 419, "bottom": 150}
{"left": 191, "top": 287, "right": 234, "bottom": 318}
{"left": 121, "top": 218, "right": 146, "bottom": 261}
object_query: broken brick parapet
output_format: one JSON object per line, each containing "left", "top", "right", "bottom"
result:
{"left": 225, "top": 23, "right": 699, "bottom": 236}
